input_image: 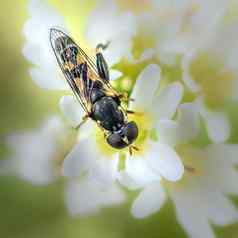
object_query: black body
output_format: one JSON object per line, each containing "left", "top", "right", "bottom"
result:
{"left": 50, "top": 28, "right": 138, "bottom": 150}
{"left": 88, "top": 74, "right": 139, "bottom": 149}
{"left": 92, "top": 96, "right": 124, "bottom": 131}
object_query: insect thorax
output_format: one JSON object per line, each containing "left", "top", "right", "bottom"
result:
{"left": 92, "top": 96, "right": 125, "bottom": 132}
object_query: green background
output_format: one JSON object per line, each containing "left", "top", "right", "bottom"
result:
{"left": 0, "top": 1, "right": 238, "bottom": 237}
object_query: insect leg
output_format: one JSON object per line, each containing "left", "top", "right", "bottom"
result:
{"left": 129, "top": 145, "right": 139, "bottom": 156}
{"left": 126, "top": 110, "right": 135, "bottom": 114}
{"left": 96, "top": 42, "right": 110, "bottom": 81}
{"left": 75, "top": 115, "right": 89, "bottom": 130}
{"left": 129, "top": 146, "right": 133, "bottom": 156}
{"left": 125, "top": 110, "right": 144, "bottom": 117}
{"left": 119, "top": 93, "right": 135, "bottom": 103}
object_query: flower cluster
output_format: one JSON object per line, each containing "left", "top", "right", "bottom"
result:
{"left": 4, "top": 0, "right": 238, "bottom": 238}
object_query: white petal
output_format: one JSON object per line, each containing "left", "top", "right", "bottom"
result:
{"left": 29, "top": 68, "right": 68, "bottom": 90}
{"left": 5, "top": 116, "right": 65, "bottom": 185}
{"left": 118, "top": 171, "right": 143, "bottom": 190}
{"left": 197, "top": 98, "right": 230, "bottom": 143}
{"left": 40, "top": 115, "right": 66, "bottom": 137}
{"left": 63, "top": 138, "right": 97, "bottom": 177}
{"left": 65, "top": 177, "right": 125, "bottom": 216}
{"left": 131, "top": 183, "right": 167, "bottom": 218}
{"left": 204, "top": 144, "right": 238, "bottom": 195}
{"left": 109, "top": 69, "right": 123, "bottom": 81}
{"left": 157, "top": 103, "right": 199, "bottom": 147}
{"left": 147, "top": 142, "right": 184, "bottom": 181}
{"left": 103, "top": 37, "right": 134, "bottom": 66}
{"left": 119, "top": 156, "right": 161, "bottom": 190}
{"left": 23, "top": 0, "right": 68, "bottom": 90}
{"left": 203, "top": 147, "right": 238, "bottom": 226}
{"left": 207, "top": 193, "right": 238, "bottom": 226}
{"left": 152, "top": 82, "right": 183, "bottom": 120}
{"left": 176, "top": 102, "right": 200, "bottom": 143}
{"left": 130, "top": 64, "right": 161, "bottom": 111}
{"left": 204, "top": 112, "right": 230, "bottom": 143}
{"left": 59, "top": 95, "right": 85, "bottom": 128}
{"left": 86, "top": 0, "right": 136, "bottom": 66}
{"left": 171, "top": 191, "right": 216, "bottom": 238}
{"left": 102, "top": 183, "right": 126, "bottom": 206}
{"left": 157, "top": 119, "right": 178, "bottom": 147}
{"left": 182, "top": 53, "right": 201, "bottom": 93}
{"left": 88, "top": 154, "right": 119, "bottom": 185}
{"left": 65, "top": 178, "right": 101, "bottom": 216}
{"left": 169, "top": 142, "right": 238, "bottom": 238}
{"left": 203, "top": 18, "right": 238, "bottom": 74}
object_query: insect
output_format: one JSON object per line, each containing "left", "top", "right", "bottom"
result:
{"left": 50, "top": 28, "right": 138, "bottom": 154}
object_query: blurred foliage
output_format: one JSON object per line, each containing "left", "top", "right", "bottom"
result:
{"left": 0, "top": 1, "right": 238, "bottom": 238}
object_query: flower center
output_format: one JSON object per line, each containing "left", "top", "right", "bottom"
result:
{"left": 189, "top": 53, "right": 234, "bottom": 109}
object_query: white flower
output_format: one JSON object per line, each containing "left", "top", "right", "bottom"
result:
{"left": 1, "top": 116, "right": 65, "bottom": 185}
{"left": 182, "top": 12, "right": 238, "bottom": 98}
{"left": 129, "top": 0, "right": 229, "bottom": 65}
{"left": 61, "top": 64, "right": 185, "bottom": 190}
{"left": 122, "top": 102, "right": 200, "bottom": 217}
{"left": 120, "top": 64, "right": 185, "bottom": 183}
{"left": 60, "top": 90, "right": 126, "bottom": 216}
{"left": 125, "top": 106, "right": 238, "bottom": 238}
{"left": 2, "top": 114, "right": 124, "bottom": 216}
{"left": 60, "top": 63, "right": 186, "bottom": 214}
{"left": 22, "top": 0, "right": 135, "bottom": 217}
{"left": 180, "top": 16, "right": 238, "bottom": 143}
{"left": 168, "top": 144, "right": 238, "bottom": 238}
{"left": 86, "top": 0, "right": 137, "bottom": 66}
{"left": 66, "top": 176, "right": 125, "bottom": 216}
{"left": 23, "top": 1, "right": 187, "bottom": 206}
{"left": 62, "top": 130, "right": 126, "bottom": 216}
{"left": 158, "top": 0, "right": 228, "bottom": 58}
{"left": 131, "top": 144, "right": 238, "bottom": 238}
{"left": 131, "top": 0, "right": 231, "bottom": 143}
{"left": 22, "top": 0, "right": 68, "bottom": 90}
{"left": 195, "top": 96, "right": 230, "bottom": 143}
{"left": 22, "top": 0, "right": 131, "bottom": 91}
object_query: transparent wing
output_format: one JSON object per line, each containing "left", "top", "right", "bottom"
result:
{"left": 50, "top": 28, "right": 118, "bottom": 114}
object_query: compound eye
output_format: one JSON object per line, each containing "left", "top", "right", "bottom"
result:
{"left": 123, "top": 121, "right": 138, "bottom": 143}
{"left": 107, "top": 133, "right": 128, "bottom": 149}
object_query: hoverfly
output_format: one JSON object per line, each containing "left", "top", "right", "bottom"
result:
{"left": 50, "top": 28, "right": 138, "bottom": 153}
